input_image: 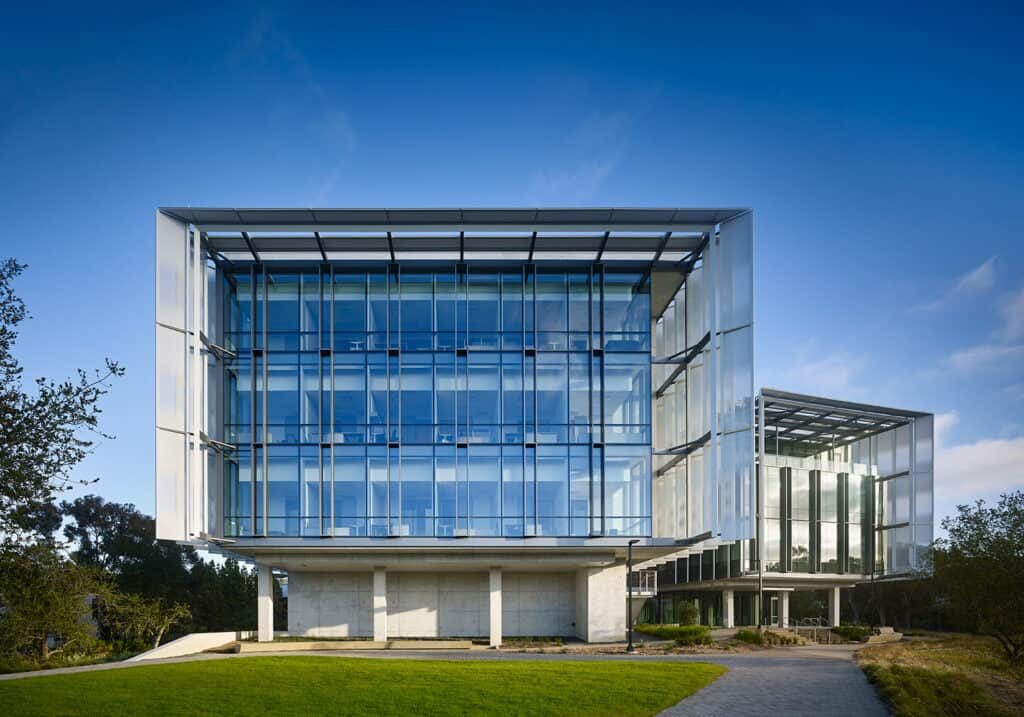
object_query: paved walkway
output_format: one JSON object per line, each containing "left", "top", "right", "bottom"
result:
{"left": 0, "top": 644, "right": 889, "bottom": 716}
{"left": 657, "top": 647, "right": 888, "bottom": 716}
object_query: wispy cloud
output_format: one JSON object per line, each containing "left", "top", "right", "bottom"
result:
{"left": 913, "top": 256, "right": 996, "bottom": 311}
{"left": 228, "top": 8, "right": 355, "bottom": 204}
{"left": 939, "top": 281, "right": 1024, "bottom": 374}
{"left": 945, "top": 343, "right": 1024, "bottom": 373}
{"left": 998, "top": 285, "right": 1024, "bottom": 341}
{"left": 775, "top": 343, "right": 866, "bottom": 397}
{"left": 528, "top": 111, "right": 633, "bottom": 202}
{"left": 1003, "top": 382, "right": 1024, "bottom": 401}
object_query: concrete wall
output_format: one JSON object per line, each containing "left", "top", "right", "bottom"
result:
{"left": 288, "top": 572, "right": 373, "bottom": 638}
{"left": 387, "top": 573, "right": 489, "bottom": 638}
{"left": 286, "top": 564, "right": 625, "bottom": 642}
{"left": 502, "top": 572, "right": 576, "bottom": 637}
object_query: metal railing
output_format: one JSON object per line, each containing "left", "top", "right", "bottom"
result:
{"left": 629, "top": 569, "right": 658, "bottom": 596}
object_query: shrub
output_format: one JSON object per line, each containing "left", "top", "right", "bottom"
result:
{"left": 676, "top": 602, "right": 700, "bottom": 626}
{"left": 634, "top": 624, "right": 712, "bottom": 646}
{"left": 832, "top": 625, "right": 873, "bottom": 643}
{"left": 734, "top": 628, "right": 766, "bottom": 646}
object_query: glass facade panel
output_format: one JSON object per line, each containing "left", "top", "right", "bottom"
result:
{"left": 223, "top": 265, "right": 652, "bottom": 537}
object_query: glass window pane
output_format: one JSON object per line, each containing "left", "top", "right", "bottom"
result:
{"left": 469, "top": 446, "right": 500, "bottom": 534}
{"left": 536, "top": 272, "right": 567, "bottom": 349}
{"left": 400, "top": 446, "right": 433, "bottom": 536}
{"left": 791, "top": 469, "right": 811, "bottom": 520}
{"left": 400, "top": 272, "right": 432, "bottom": 350}
{"left": 268, "top": 446, "right": 299, "bottom": 536}
{"left": 536, "top": 353, "right": 568, "bottom": 439}
{"left": 333, "top": 446, "right": 366, "bottom": 536}
{"left": 604, "top": 445, "right": 650, "bottom": 536}
{"left": 603, "top": 271, "right": 649, "bottom": 351}
{"left": 267, "top": 273, "right": 300, "bottom": 332}
{"left": 791, "top": 520, "right": 810, "bottom": 572}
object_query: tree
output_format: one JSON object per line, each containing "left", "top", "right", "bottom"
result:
{"left": 62, "top": 495, "right": 196, "bottom": 604}
{"left": 100, "top": 592, "right": 191, "bottom": 651}
{"left": 0, "top": 259, "right": 123, "bottom": 539}
{"left": 937, "top": 491, "right": 1024, "bottom": 663}
{"left": 0, "top": 542, "right": 103, "bottom": 660}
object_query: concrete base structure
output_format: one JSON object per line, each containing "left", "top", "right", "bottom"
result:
{"left": 277, "top": 562, "right": 629, "bottom": 644}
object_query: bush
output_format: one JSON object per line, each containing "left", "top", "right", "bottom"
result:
{"left": 862, "top": 663, "right": 1006, "bottom": 717}
{"left": 734, "top": 629, "right": 766, "bottom": 646}
{"left": 634, "top": 624, "right": 713, "bottom": 646}
{"left": 676, "top": 602, "right": 700, "bottom": 626}
{"left": 832, "top": 625, "right": 873, "bottom": 643}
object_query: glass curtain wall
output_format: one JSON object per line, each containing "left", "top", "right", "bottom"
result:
{"left": 221, "top": 264, "right": 651, "bottom": 538}
{"left": 758, "top": 416, "right": 932, "bottom": 577}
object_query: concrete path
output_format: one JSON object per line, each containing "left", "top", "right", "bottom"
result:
{"left": 0, "top": 644, "right": 889, "bottom": 717}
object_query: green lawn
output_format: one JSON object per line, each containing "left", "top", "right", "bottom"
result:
{"left": 0, "top": 655, "right": 725, "bottom": 716}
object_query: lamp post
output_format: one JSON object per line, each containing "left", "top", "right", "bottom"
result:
{"left": 626, "top": 538, "right": 639, "bottom": 654}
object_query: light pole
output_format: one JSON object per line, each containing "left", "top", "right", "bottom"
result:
{"left": 626, "top": 538, "right": 639, "bottom": 653}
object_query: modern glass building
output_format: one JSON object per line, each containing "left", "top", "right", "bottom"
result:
{"left": 154, "top": 207, "right": 932, "bottom": 642}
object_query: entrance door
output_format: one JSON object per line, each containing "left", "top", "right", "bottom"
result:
{"left": 769, "top": 595, "right": 779, "bottom": 627}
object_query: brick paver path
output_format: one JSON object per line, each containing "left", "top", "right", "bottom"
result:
{"left": 658, "top": 648, "right": 888, "bottom": 716}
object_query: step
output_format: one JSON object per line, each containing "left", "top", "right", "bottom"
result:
{"left": 866, "top": 632, "right": 903, "bottom": 645}
{"left": 236, "top": 639, "right": 474, "bottom": 653}
{"left": 238, "top": 640, "right": 386, "bottom": 653}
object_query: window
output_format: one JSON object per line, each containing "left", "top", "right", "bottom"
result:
{"left": 224, "top": 265, "right": 651, "bottom": 537}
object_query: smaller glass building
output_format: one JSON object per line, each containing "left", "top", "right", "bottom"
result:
{"left": 643, "top": 389, "right": 934, "bottom": 627}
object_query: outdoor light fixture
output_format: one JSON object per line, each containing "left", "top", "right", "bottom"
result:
{"left": 626, "top": 538, "right": 640, "bottom": 653}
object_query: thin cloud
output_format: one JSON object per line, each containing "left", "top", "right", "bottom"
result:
{"left": 998, "top": 286, "right": 1024, "bottom": 341}
{"left": 913, "top": 256, "right": 996, "bottom": 311}
{"left": 946, "top": 343, "right": 1024, "bottom": 373}
{"left": 528, "top": 111, "right": 633, "bottom": 202}
{"left": 776, "top": 344, "right": 865, "bottom": 397}
{"left": 228, "top": 9, "right": 355, "bottom": 204}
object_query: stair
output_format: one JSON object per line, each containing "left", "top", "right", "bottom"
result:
{"left": 764, "top": 628, "right": 812, "bottom": 646}
{"left": 866, "top": 627, "right": 903, "bottom": 645}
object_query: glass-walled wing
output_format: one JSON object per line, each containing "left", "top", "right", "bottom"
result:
{"left": 757, "top": 390, "right": 934, "bottom": 578}
{"left": 651, "top": 212, "right": 754, "bottom": 544}
{"left": 220, "top": 264, "right": 652, "bottom": 538}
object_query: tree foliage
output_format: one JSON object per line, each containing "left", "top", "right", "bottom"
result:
{"left": 936, "top": 492, "right": 1024, "bottom": 663}
{"left": 0, "top": 542, "right": 103, "bottom": 661}
{"left": 100, "top": 592, "right": 191, "bottom": 652}
{"left": 0, "top": 259, "right": 123, "bottom": 538}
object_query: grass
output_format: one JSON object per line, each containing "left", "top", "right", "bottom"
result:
{"left": 633, "top": 624, "right": 713, "bottom": 645}
{"left": 857, "top": 632, "right": 1024, "bottom": 716}
{"left": 0, "top": 655, "right": 725, "bottom": 716}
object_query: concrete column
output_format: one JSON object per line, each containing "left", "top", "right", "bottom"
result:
{"left": 780, "top": 591, "right": 790, "bottom": 629}
{"left": 722, "top": 590, "right": 735, "bottom": 628}
{"left": 828, "top": 586, "right": 841, "bottom": 627}
{"left": 575, "top": 562, "right": 627, "bottom": 643}
{"left": 257, "top": 564, "right": 274, "bottom": 643}
{"left": 489, "top": 567, "right": 502, "bottom": 648}
{"left": 373, "top": 567, "right": 387, "bottom": 642}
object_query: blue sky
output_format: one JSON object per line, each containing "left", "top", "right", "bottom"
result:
{"left": 1, "top": 2, "right": 1021, "bottom": 528}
